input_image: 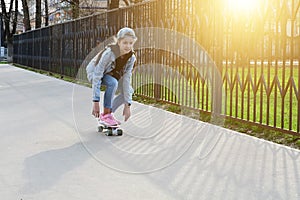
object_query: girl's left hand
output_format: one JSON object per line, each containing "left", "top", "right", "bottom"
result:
{"left": 123, "top": 104, "right": 131, "bottom": 121}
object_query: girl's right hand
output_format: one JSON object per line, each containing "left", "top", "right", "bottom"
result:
{"left": 92, "top": 102, "right": 100, "bottom": 118}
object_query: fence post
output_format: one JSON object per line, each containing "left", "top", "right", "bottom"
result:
{"left": 154, "top": 50, "right": 162, "bottom": 100}
{"left": 212, "top": 0, "right": 223, "bottom": 117}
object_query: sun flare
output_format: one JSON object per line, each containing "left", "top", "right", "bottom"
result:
{"left": 226, "top": 0, "right": 259, "bottom": 12}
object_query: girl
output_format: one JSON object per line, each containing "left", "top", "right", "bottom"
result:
{"left": 91, "top": 27, "right": 137, "bottom": 125}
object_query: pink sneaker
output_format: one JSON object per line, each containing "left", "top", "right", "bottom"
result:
{"left": 100, "top": 113, "right": 119, "bottom": 126}
{"left": 110, "top": 113, "right": 121, "bottom": 125}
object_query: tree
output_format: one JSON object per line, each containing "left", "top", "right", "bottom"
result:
{"left": 109, "top": 0, "right": 145, "bottom": 9}
{"left": 62, "top": 0, "right": 80, "bottom": 19}
{"left": 72, "top": 0, "right": 80, "bottom": 19}
{"left": 0, "top": 0, "right": 18, "bottom": 45}
{"left": 21, "top": 0, "right": 31, "bottom": 31}
{"left": 0, "top": 0, "right": 18, "bottom": 61}
{"left": 36, "top": 0, "right": 41, "bottom": 28}
{"left": 60, "top": 0, "right": 146, "bottom": 20}
{"left": 108, "top": 0, "right": 119, "bottom": 9}
{"left": 44, "top": 0, "right": 49, "bottom": 26}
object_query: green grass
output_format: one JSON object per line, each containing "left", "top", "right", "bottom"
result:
{"left": 223, "top": 64, "right": 299, "bottom": 131}
{"left": 133, "top": 63, "right": 300, "bottom": 133}
{"left": 133, "top": 94, "right": 300, "bottom": 150}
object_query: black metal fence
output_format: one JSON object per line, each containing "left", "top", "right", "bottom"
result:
{"left": 13, "top": 0, "right": 300, "bottom": 135}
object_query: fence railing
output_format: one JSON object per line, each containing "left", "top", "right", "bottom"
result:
{"left": 13, "top": 0, "right": 300, "bottom": 135}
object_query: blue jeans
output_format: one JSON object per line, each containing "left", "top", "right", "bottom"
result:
{"left": 100, "top": 74, "right": 133, "bottom": 112}
{"left": 101, "top": 74, "right": 118, "bottom": 110}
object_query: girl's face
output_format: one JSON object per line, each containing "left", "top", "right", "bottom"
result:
{"left": 118, "top": 36, "right": 136, "bottom": 55}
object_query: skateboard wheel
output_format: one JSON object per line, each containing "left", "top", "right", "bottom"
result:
{"left": 98, "top": 126, "right": 104, "bottom": 132}
{"left": 106, "top": 129, "right": 113, "bottom": 136}
{"left": 117, "top": 129, "right": 123, "bottom": 136}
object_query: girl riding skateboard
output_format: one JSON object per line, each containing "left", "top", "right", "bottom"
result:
{"left": 90, "top": 27, "right": 137, "bottom": 126}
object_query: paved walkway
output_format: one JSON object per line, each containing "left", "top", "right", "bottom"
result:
{"left": 0, "top": 64, "right": 300, "bottom": 200}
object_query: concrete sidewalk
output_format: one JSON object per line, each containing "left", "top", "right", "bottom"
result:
{"left": 0, "top": 64, "right": 299, "bottom": 200}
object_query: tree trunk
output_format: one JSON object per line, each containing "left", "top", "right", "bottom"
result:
{"left": 0, "top": 0, "right": 17, "bottom": 61}
{"left": 44, "top": 0, "right": 49, "bottom": 26}
{"left": 36, "top": 0, "right": 42, "bottom": 28}
{"left": 0, "top": 0, "right": 9, "bottom": 41}
{"left": 0, "top": 0, "right": 8, "bottom": 47}
{"left": 21, "top": 0, "right": 31, "bottom": 31}
{"left": 0, "top": 0, "right": 14, "bottom": 45}
{"left": 12, "top": 0, "right": 18, "bottom": 34}
{"left": 0, "top": 15, "right": 4, "bottom": 47}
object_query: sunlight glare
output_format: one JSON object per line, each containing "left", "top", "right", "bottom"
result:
{"left": 226, "top": 0, "right": 259, "bottom": 12}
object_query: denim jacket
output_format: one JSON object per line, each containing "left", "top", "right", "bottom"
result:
{"left": 91, "top": 47, "right": 136, "bottom": 103}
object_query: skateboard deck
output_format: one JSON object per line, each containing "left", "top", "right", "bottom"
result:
{"left": 97, "top": 121, "right": 123, "bottom": 136}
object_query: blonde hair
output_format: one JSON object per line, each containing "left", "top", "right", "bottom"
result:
{"left": 117, "top": 27, "right": 137, "bottom": 41}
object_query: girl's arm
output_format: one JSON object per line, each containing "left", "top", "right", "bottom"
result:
{"left": 122, "top": 54, "right": 136, "bottom": 104}
{"left": 92, "top": 48, "right": 113, "bottom": 102}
